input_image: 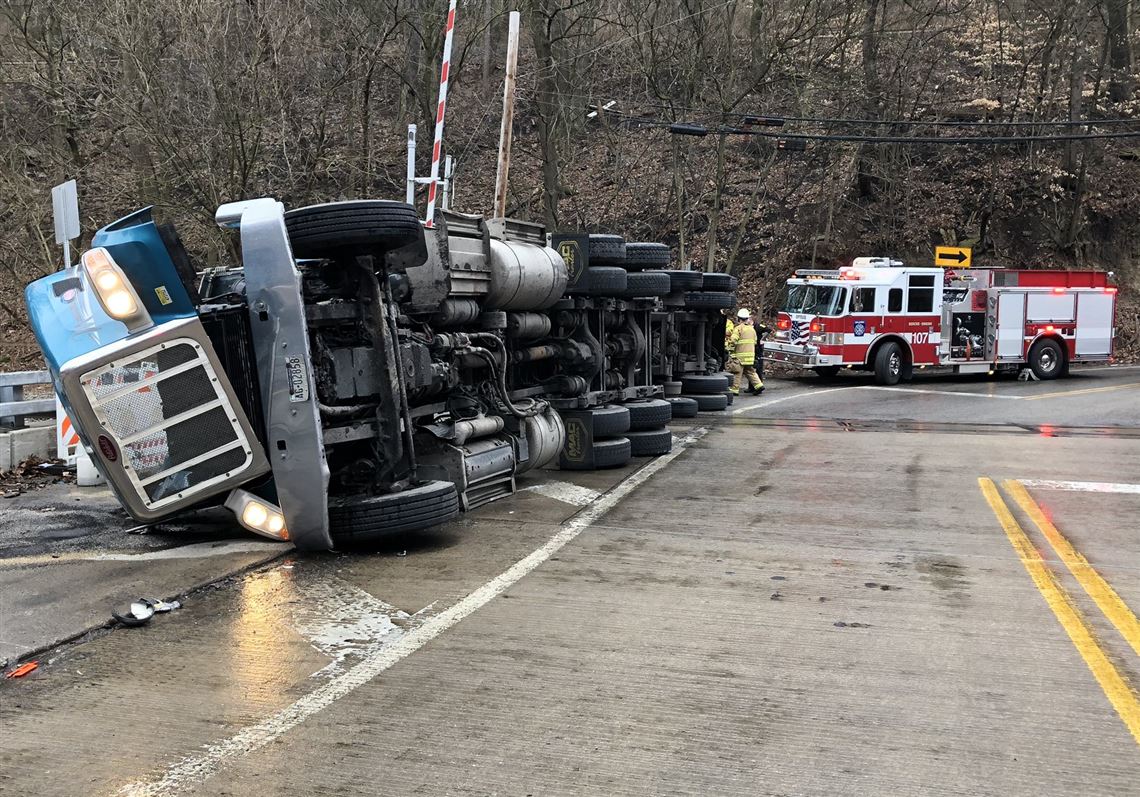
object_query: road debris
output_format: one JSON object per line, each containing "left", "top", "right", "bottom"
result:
{"left": 5, "top": 661, "right": 39, "bottom": 678}
{"left": 1, "top": 456, "right": 76, "bottom": 498}
{"left": 111, "top": 598, "right": 182, "bottom": 627}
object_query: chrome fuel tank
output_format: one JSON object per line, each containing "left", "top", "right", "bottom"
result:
{"left": 484, "top": 239, "right": 568, "bottom": 311}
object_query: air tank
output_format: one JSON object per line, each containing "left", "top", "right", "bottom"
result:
{"left": 483, "top": 239, "right": 568, "bottom": 311}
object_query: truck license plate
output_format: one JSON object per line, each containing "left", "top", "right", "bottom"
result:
{"left": 285, "top": 356, "right": 310, "bottom": 402}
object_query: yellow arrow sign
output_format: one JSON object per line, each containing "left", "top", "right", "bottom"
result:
{"left": 934, "top": 246, "right": 972, "bottom": 268}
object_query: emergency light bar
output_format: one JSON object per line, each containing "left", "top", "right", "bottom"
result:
{"left": 793, "top": 269, "right": 842, "bottom": 278}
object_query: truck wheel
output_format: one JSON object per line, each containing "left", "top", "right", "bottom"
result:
{"left": 1028, "top": 338, "right": 1065, "bottom": 380}
{"left": 328, "top": 480, "right": 460, "bottom": 547}
{"left": 624, "top": 242, "right": 671, "bottom": 271}
{"left": 873, "top": 341, "right": 905, "bottom": 386}
{"left": 624, "top": 399, "right": 673, "bottom": 430}
{"left": 813, "top": 366, "right": 841, "bottom": 378}
{"left": 587, "top": 404, "right": 631, "bottom": 436}
{"left": 626, "top": 427, "right": 673, "bottom": 456}
{"left": 666, "top": 396, "right": 699, "bottom": 418}
{"left": 681, "top": 373, "right": 731, "bottom": 394}
{"left": 666, "top": 270, "right": 704, "bottom": 291}
{"left": 561, "top": 437, "right": 632, "bottom": 470}
{"left": 567, "top": 265, "right": 628, "bottom": 296}
{"left": 285, "top": 201, "right": 424, "bottom": 258}
{"left": 683, "top": 291, "right": 734, "bottom": 310}
{"left": 701, "top": 273, "right": 739, "bottom": 292}
{"left": 588, "top": 234, "right": 626, "bottom": 266}
{"left": 684, "top": 393, "right": 729, "bottom": 411}
{"left": 619, "top": 271, "right": 672, "bottom": 298}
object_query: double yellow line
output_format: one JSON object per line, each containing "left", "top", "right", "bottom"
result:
{"left": 980, "top": 477, "right": 1140, "bottom": 745}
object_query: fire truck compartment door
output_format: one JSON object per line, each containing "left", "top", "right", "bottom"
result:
{"left": 1025, "top": 293, "right": 1075, "bottom": 323}
{"left": 992, "top": 292, "right": 1026, "bottom": 360}
{"left": 1075, "top": 292, "right": 1114, "bottom": 356}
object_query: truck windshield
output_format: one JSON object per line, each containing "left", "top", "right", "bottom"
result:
{"left": 780, "top": 284, "right": 846, "bottom": 316}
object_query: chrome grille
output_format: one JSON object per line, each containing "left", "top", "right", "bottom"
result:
{"left": 80, "top": 338, "right": 254, "bottom": 510}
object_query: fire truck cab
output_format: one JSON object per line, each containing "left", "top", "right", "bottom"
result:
{"left": 763, "top": 257, "right": 1117, "bottom": 385}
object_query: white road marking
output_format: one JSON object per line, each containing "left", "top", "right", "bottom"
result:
{"left": 0, "top": 540, "right": 288, "bottom": 569}
{"left": 730, "top": 386, "right": 857, "bottom": 415}
{"left": 119, "top": 427, "right": 710, "bottom": 797}
{"left": 520, "top": 480, "right": 602, "bottom": 507}
{"left": 286, "top": 575, "right": 431, "bottom": 679}
{"left": 1020, "top": 479, "right": 1140, "bottom": 495}
{"left": 857, "top": 386, "right": 1022, "bottom": 400}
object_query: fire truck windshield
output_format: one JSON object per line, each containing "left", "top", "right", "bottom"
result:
{"left": 780, "top": 284, "right": 847, "bottom": 316}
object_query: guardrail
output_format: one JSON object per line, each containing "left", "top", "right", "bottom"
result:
{"left": 0, "top": 371, "right": 54, "bottom": 429}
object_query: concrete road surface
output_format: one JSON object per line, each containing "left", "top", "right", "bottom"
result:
{"left": 1, "top": 366, "right": 1138, "bottom": 796}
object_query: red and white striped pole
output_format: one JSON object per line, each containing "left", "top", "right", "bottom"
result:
{"left": 424, "top": 0, "right": 458, "bottom": 228}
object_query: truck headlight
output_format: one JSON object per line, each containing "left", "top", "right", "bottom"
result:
{"left": 225, "top": 489, "right": 289, "bottom": 541}
{"left": 81, "top": 248, "right": 152, "bottom": 330}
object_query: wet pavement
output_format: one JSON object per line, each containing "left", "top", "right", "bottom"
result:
{"left": 1, "top": 368, "right": 1139, "bottom": 795}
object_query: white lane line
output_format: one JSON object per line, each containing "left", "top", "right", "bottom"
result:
{"left": 286, "top": 575, "right": 431, "bottom": 679}
{"left": 520, "top": 480, "right": 602, "bottom": 507}
{"left": 1020, "top": 479, "right": 1140, "bottom": 495}
{"left": 857, "top": 386, "right": 1022, "bottom": 400}
{"left": 730, "top": 386, "right": 857, "bottom": 415}
{"left": 119, "top": 426, "right": 710, "bottom": 797}
{"left": 0, "top": 541, "right": 288, "bottom": 568}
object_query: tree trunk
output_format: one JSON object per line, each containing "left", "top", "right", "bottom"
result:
{"left": 705, "top": 132, "right": 727, "bottom": 272}
{"left": 1105, "top": 0, "right": 1133, "bottom": 102}
{"left": 856, "top": 0, "right": 881, "bottom": 198}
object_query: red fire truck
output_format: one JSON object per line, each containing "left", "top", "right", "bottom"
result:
{"left": 763, "top": 257, "right": 1118, "bottom": 384}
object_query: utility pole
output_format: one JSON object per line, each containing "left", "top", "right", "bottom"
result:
{"left": 493, "top": 11, "right": 521, "bottom": 219}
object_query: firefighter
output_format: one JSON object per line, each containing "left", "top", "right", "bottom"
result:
{"left": 726, "top": 308, "right": 764, "bottom": 395}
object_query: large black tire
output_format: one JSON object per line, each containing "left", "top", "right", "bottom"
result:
{"left": 626, "top": 427, "right": 673, "bottom": 457}
{"left": 561, "top": 436, "right": 632, "bottom": 470}
{"left": 624, "top": 399, "right": 673, "bottom": 431}
{"left": 624, "top": 242, "right": 671, "bottom": 270}
{"left": 285, "top": 201, "right": 424, "bottom": 259}
{"left": 588, "top": 404, "right": 631, "bottom": 437}
{"left": 684, "top": 291, "right": 734, "bottom": 310}
{"left": 1028, "top": 337, "right": 1066, "bottom": 381}
{"left": 589, "top": 234, "right": 626, "bottom": 266}
{"left": 329, "top": 480, "right": 460, "bottom": 547}
{"left": 567, "top": 265, "right": 628, "bottom": 296}
{"left": 666, "top": 270, "right": 704, "bottom": 291}
{"left": 619, "top": 270, "right": 672, "bottom": 298}
{"left": 681, "top": 373, "right": 731, "bottom": 394}
{"left": 666, "top": 396, "right": 699, "bottom": 418}
{"left": 701, "top": 273, "right": 739, "bottom": 292}
{"left": 873, "top": 341, "right": 905, "bottom": 386}
{"left": 685, "top": 393, "right": 729, "bottom": 411}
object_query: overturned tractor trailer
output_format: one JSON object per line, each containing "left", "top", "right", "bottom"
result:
{"left": 25, "top": 199, "right": 734, "bottom": 550}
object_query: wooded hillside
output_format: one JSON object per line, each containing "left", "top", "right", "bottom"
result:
{"left": 3, "top": 0, "right": 1139, "bottom": 364}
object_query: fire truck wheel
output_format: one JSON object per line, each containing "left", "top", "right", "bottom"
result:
{"left": 588, "top": 234, "right": 627, "bottom": 266}
{"left": 681, "top": 373, "right": 731, "bottom": 393}
{"left": 624, "top": 242, "right": 671, "bottom": 270}
{"left": 619, "top": 271, "right": 672, "bottom": 298}
{"left": 683, "top": 291, "right": 734, "bottom": 310}
{"left": 701, "top": 273, "right": 739, "bottom": 292}
{"left": 684, "top": 392, "right": 729, "bottom": 411}
{"left": 666, "top": 396, "right": 699, "bottom": 418}
{"left": 1028, "top": 337, "right": 1066, "bottom": 380}
{"left": 626, "top": 427, "right": 673, "bottom": 457}
{"left": 873, "top": 341, "right": 907, "bottom": 386}
{"left": 813, "top": 366, "right": 841, "bottom": 378}
{"left": 666, "top": 270, "right": 704, "bottom": 291}
{"left": 625, "top": 398, "right": 673, "bottom": 430}
{"left": 328, "top": 480, "right": 460, "bottom": 547}
{"left": 285, "top": 201, "right": 425, "bottom": 259}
